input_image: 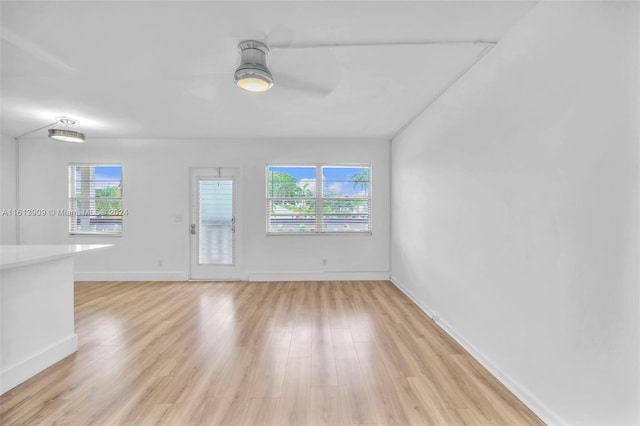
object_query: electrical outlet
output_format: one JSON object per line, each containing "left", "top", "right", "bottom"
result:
{"left": 322, "top": 258, "right": 327, "bottom": 266}
{"left": 158, "top": 259, "right": 163, "bottom": 267}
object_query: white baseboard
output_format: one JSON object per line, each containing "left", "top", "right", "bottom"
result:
{"left": 247, "top": 270, "right": 390, "bottom": 282}
{"left": 74, "top": 271, "right": 188, "bottom": 281}
{"left": 75, "top": 271, "right": 389, "bottom": 282}
{"left": 0, "top": 334, "right": 78, "bottom": 395}
{"left": 389, "top": 275, "right": 566, "bottom": 426}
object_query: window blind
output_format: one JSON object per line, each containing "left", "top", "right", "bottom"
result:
{"left": 266, "top": 164, "right": 371, "bottom": 234}
{"left": 68, "top": 164, "right": 123, "bottom": 235}
{"left": 198, "top": 179, "right": 234, "bottom": 265}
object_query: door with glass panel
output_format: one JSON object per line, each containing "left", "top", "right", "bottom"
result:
{"left": 189, "top": 167, "right": 241, "bottom": 280}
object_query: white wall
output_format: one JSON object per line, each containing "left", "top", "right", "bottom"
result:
{"left": 1, "top": 133, "right": 17, "bottom": 244}
{"left": 17, "top": 137, "right": 390, "bottom": 281}
{"left": 391, "top": 2, "right": 639, "bottom": 425}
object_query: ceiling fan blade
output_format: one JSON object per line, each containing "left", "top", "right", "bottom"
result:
{"left": 270, "top": 39, "right": 496, "bottom": 49}
{"left": 1, "top": 26, "right": 76, "bottom": 73}
{"left": 188, "top": 72, "right": 238, "bottom": 101}
{"left": 266, "top": 25, "right": 296, "bottom": 49}
{"left": 188, "top": 82, "right": 220, "bottom": 101}
{"left": 275, "top": 72, "right": 335, "bottom": 97}
{"left": 230, "top": 24, "right": 296, "bottom": 49}
{"left": 168, "top": 72, "right": 227, "bottom": 81}
{"left": 269, "top": 45, "right": 341, "bottom": 98}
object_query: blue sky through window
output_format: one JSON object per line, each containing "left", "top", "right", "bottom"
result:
{"left": 74, "top": 165, "right": 122, "bottom": 192}
{"left": 269, "top": 165, "right": 369, "bottom": 197}
{"left": 95, "top": 166, "right": 122, "bottom": 183}
{"left": 270, "top": 167, "right": 315, "bottom": 180}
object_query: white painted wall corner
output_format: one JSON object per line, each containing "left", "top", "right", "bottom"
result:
{"left": 389, "top": 276, "right": 567, "bottom": 426}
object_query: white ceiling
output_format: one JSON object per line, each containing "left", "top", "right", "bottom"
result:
{"left": 1, "top": 1, "right": 536, "bottom": 140}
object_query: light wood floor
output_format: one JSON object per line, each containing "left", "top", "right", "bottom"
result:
{"left": 0, "top": 280, "right": 543, "bottom": 425}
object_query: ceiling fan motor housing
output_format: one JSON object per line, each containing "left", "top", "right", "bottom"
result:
{"left": 234, "top": 40, "right": 274, "bottom": 90}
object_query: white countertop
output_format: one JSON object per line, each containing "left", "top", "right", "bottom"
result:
{"left": 0, "top": 245, "right": 113, "bottom": 270}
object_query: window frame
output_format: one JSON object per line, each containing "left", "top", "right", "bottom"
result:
{"left": 68, "top": 163, "right": 124, "bottom": 236}
{"left": 266, "top": 163, "right": 372, "bottom": 236}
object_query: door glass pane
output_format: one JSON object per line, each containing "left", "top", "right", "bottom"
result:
{"left": 199, "top": 179, "right": 233, "bottom": 265}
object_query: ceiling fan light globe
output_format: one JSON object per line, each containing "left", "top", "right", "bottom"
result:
{"left": 48, "top": 128, "right": 86, "bottom": 143}
{"left": 234, "top": 66, "right": 273, "bottom": 92}
{"left": 236, "top": 76, "right": 272, "bottom": 92}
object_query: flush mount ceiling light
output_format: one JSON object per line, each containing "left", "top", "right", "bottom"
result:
{"left": 48, "top": 117, "right": 85, "bottom": 143}
{"left": 13, "top": 116, "right": 87, "bottom": 143}
{"left": 234, "top": 40, "right": 273, "bottom": 93}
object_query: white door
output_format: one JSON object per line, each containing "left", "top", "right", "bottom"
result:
{"left": 190, "top": 167, "right": 242, "bottom": 280}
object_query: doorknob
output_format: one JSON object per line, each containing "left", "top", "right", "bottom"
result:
{"left": 190, "top": 224, "right": 196, "bottom": 235}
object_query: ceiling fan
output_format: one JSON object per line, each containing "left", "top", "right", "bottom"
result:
{"left": 231, "top": 39, "right": 347, "bottom": 97}
{"left": 180, "top": 34, "right": 344, "bottom": 101}
{"left": 227, "top": 31, "right": 495, "bottom": 97}
{"left": 2, "top": 22, "right": 495, "bottom": 100}
{"left": 229, "top": 37, "right": 346, "bottom": 98}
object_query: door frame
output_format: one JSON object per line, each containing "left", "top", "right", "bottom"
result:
{"left": 188, "top": 166, "right": 243, "bottom": 280}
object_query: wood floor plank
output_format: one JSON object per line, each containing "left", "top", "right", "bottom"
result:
{"left": 274, "top": 356, "right": 311, "bottom": 425}
{"left": 247, "top": 348, "right": 289, "bottom": 398}
{"left": 0, "top": 280, "right": 543, "bottom": 425}
{"left": 310, "top": 386, "right": 340, "bottom": 426}
{"left": 240, "top": 397, "right": 280, "bottom": 426}
{"left": 311, "top": 341, "right": 338, "bottom": 387}
{"left": 353, "top": 340, "right": 411, "bottom": 426}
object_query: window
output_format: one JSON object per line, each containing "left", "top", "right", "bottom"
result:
{"left": 68, "top": 164, "right": 123, "bottom": 235}
{"left": 266, "top": 164, "right": 370, "bottom": 234}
